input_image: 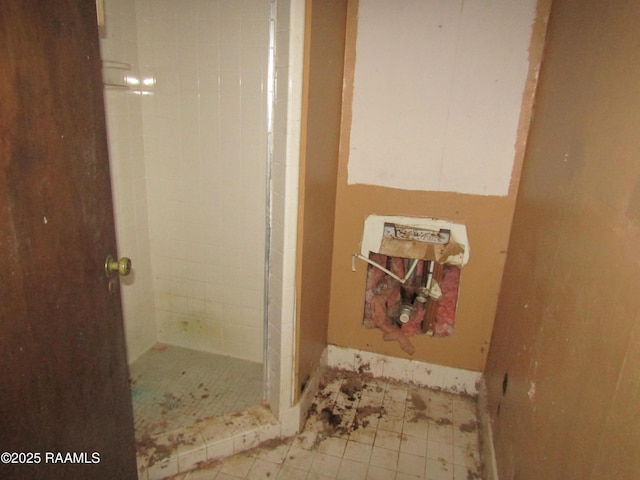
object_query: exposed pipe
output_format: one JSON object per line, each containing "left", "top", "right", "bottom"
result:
{"left": 352, "top": 253, "right": 419, "bottom": 285}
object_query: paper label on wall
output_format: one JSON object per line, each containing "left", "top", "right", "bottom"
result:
{"left": 347, "top": 0, "right": 537, "bottom": 196}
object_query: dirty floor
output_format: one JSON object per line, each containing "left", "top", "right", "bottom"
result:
{"left": 130, "top": 344, "right": 263, "bottom": 438}
{"left": 167, "top": 369, "right": 483, "bottom": 480}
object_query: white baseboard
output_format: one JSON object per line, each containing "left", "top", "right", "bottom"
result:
{"left": 327, "top": 344, "right": 482, "bottom": 396}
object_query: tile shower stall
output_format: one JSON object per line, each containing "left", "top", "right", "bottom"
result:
{"left": 103, "top": 0, "right": 271, "bottom": 363}
{"left": 100, "top": 0, "right": 299, "bottom": 467}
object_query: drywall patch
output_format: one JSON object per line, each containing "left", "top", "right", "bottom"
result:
{"left": 347, "top": 0, "right": 537, "bottom": 195}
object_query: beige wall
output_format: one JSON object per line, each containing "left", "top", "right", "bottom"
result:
{"left": 485, "top": 0, "right": 640, "bottom": 478}
{"left": 295, "top": 0, "right": 348, "bottom": 396}
{"left": 326, "top": 1, "right": 551, "bottom": 371}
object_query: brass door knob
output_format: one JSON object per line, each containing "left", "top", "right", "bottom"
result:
{"left": 105, "top": 255, "right": 132, "bottom": 277}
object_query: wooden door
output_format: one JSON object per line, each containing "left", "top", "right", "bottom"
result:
{"left": 0, "top": 1, "right": 137, "bottom": 479}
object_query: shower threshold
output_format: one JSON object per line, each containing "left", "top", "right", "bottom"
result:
{"left": 130, "top": 344, "right": 280, "bottom": 479}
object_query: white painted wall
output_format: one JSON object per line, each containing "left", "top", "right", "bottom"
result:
{"left": 347, "top": 0, "right": 537, "bottom": 196}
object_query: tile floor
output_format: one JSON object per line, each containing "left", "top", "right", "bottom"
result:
{"left": 130, "top": 344, "right": 263, "bottom": 438}
{"left": 166, "top": 369, "right": 484, "bottom": 480}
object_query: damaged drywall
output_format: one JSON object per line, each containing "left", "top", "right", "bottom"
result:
{"left": 357, "top": 218, "right": 467, "bottom": 354}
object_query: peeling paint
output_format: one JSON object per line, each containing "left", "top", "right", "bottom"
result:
{"left": 527, "top": 381, "right": 536, "bottom": 401}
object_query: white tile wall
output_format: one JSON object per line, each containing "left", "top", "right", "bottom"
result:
{"left": 102, "top": 0, "right": 304, "bottom": 427}
{"left": 101, "top": 0, "right": 157, "bottom": 364}
{"left": 133, "top": 0, "right": 271, "bottom": 363}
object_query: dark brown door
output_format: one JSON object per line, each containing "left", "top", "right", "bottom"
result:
{"left": 0, "top": 1, "right": 137, "bottom": 479}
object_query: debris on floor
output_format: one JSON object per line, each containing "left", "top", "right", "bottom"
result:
{"left": 165, "top": 368, "right": 484, "bottom": 479}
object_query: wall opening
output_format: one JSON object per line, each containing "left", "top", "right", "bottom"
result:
{"left": 354, "top": 216, "right": 468, "bottom": 354}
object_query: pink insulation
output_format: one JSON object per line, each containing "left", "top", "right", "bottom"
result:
{"left": 363, "top": 254, "right": 415, "bottom": 355}
{"left": 371, "top": 292, "right": 415, "bottom": 355}
{"left": 389, "top": 257, "right": 406, "bottom": 278}
{"left": 362, "top": 253, "right": 462, "bottom": 351}
{"left": 363, "top": 253, "right": 388, "bottom": 327}
{"left": 433, "top": 265, "right": 460, "bottom": 337}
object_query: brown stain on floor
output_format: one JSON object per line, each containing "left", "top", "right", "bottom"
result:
{"left": 460, "top": 420, "right": 478, "bottom": 433}
{"left": 410, "top": 392, "right": 427, "bottom": 410}
{"left": 135, "top": 430, "right": 199, "bottom": 468}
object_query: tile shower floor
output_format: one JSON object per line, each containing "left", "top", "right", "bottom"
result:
{"left": 167, "top": 369, "right": 484, "bottom": 480}
{"left": 130, "top": 344, "right": 264, "bottom": 438}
